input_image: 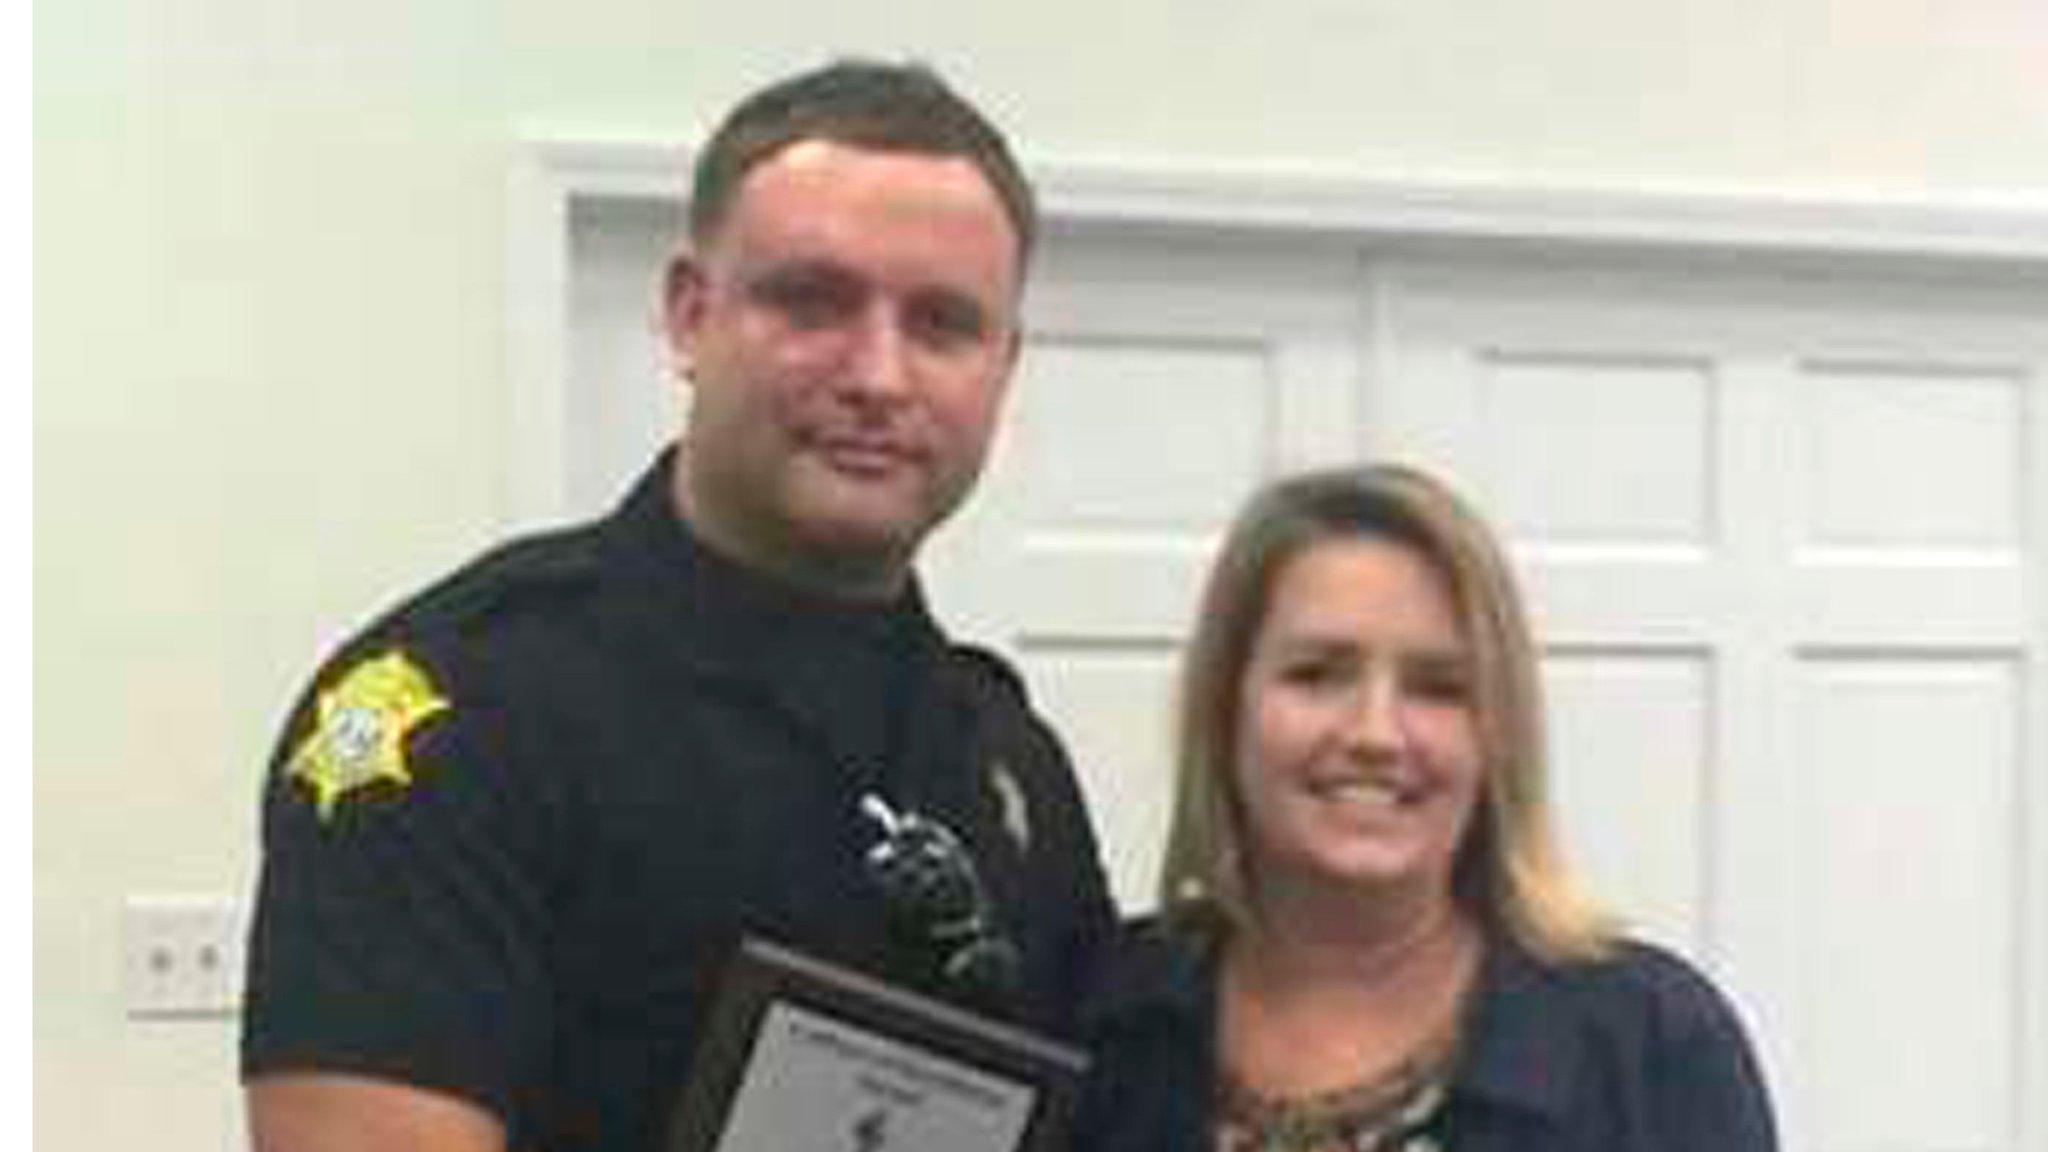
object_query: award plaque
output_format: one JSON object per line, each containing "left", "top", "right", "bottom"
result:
{"left": 665, "top": 938, "right": 1089, "bottom": 1152}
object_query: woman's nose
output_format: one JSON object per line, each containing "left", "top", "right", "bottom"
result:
{"left": 1344, "top": 671, "right": 1404, "bottom": 754}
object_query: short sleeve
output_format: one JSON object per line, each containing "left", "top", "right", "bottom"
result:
{"left": 239, "top": 636, "right": 558, "bottom": 1123}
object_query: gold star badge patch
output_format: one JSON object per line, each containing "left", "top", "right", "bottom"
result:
{"left": 287, "top": 650, "right": 450, "bottom": 822}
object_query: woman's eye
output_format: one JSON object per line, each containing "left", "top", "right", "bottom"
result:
{"left": 1406, "top": 668, "right": 1471, "bottom": 703}
{"left": 1279, "top": 661, "right": 1343, "bottom": 687}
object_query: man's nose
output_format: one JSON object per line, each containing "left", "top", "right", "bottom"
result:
{"left": 842, "top": 306, "right": 912, "bottom": 400}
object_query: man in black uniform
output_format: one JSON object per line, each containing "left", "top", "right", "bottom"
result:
{"left": 242, "top": 59, "right": 1116, "bottom": 1152}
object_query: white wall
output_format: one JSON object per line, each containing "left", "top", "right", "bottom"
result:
{"left": 33, "top": 1, "right": 2048, "bottom": 1148}
{"left": 515, "top": 0, "right": 2048, "bottom": 201}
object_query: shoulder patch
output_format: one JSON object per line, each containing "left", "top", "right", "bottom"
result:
{"left": 287, "top": 650, "right": 450, "bottom": 822}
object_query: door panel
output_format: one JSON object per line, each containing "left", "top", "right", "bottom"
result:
{"left": 1794, "top": 656, "right": 2018, "bottom": 1149}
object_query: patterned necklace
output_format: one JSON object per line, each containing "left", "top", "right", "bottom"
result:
{"left": 1215, "top": 1000, "right": 1461, "bottom": 1152}
{"left": 1216, "top": 1049, "right": 1453, "bottom": 1152}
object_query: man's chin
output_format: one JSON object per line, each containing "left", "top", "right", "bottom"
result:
{"left": 795, "top": 482, "right": 941, "bottom": 548}
{"left": 785, "top": 471, "right": 977, "bottom": 573}
{"left": 786, "top": 509, "right": 924, "bottom": 582}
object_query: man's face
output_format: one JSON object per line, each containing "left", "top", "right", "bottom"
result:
{"left": 665, "top": 139, "right": 1023, "bottom": 596}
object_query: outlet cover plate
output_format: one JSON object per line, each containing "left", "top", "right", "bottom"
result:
{"left": 123, "top": 895, "right": 248, "bottom": 1019}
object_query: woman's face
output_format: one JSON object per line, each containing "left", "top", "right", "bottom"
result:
{"left": 1233, "top": 535, "right": 1485, "bottom": 904}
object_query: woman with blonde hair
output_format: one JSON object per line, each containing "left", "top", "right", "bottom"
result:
{"left": 1076, "top": 464, "right": 1775, "bottom": 1151}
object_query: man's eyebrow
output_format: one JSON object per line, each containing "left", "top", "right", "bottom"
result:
{"left": 735, "top": 257, "right": 859, "bottom": 287}
{"left": 909, "top": 284, "right": 994, "bottom": 321}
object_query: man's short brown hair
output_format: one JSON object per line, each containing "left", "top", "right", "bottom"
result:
{"left": 688, "top": 59, "right": 1037, "bottom": 265}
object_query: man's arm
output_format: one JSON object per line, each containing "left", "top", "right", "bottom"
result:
{"left": 247, "top": 1073, "right": 504, "bottom": 1152}
{"left": 243, "top": 640, "right": 554, "bottom": 1151}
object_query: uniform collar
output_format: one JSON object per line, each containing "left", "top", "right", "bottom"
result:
{"left": 596, "top": 452, "right": 974, "bottom": 803}
{"left": 601, "top": 449, "right": 945, "bottom": 665}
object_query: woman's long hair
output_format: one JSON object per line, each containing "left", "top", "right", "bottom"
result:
{"left": 1158, "top": 463, "right": 1614, "bottom": 962}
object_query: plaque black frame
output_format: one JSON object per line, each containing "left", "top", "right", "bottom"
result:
{"left": 664, "top": 937, "right": 1090, "bottom": 1152}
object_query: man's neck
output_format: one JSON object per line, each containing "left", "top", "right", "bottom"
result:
{"left": 669, "top": 467, "right": 910, "bottom": 605}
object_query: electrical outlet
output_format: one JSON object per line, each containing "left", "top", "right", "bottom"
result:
{"left": 123, "top": 895, "right": 249, "bottom": 1019}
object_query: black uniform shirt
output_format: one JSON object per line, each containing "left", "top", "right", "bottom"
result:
{"left": 1075, "top": 919, "right": 1779, "bottom": 1152}
{"left": 241, "top": 453, "right": 1115, "bottom": 1151}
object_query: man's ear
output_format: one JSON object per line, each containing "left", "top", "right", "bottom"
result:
{"left": 661, "top": 248, "right": 709, "bottom": 369}
{"left": 1002, "top": 324, "right": 1023, "bottom": 373}
{"left": 991, "top": 319, "right": 1024, "bottom": 405}
{"left": 993, "top": 323, "right": 1024, "bottom": 398}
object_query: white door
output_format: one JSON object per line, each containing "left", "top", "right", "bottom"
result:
{"left": 1370, "top": 256, "right": 2048, "bottom": 1152}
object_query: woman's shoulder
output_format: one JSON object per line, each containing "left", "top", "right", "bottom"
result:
{"left": 1462, "top": 936, "right": 1777, "bottom": 1147}
{"left": 1480, "top": 935, "right": 1766, "bottom": 1085}
{"left": 1542, "top": 938, "right": 1754, "bottom": 1042}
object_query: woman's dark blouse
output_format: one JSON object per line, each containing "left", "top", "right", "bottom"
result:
{"left": 1073, "top": 920, "right": 1778, "bottom": 1152}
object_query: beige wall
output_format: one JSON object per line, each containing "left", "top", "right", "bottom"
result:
{"left": 33, "top": 0, "right": 2048, "bottom": 1147}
